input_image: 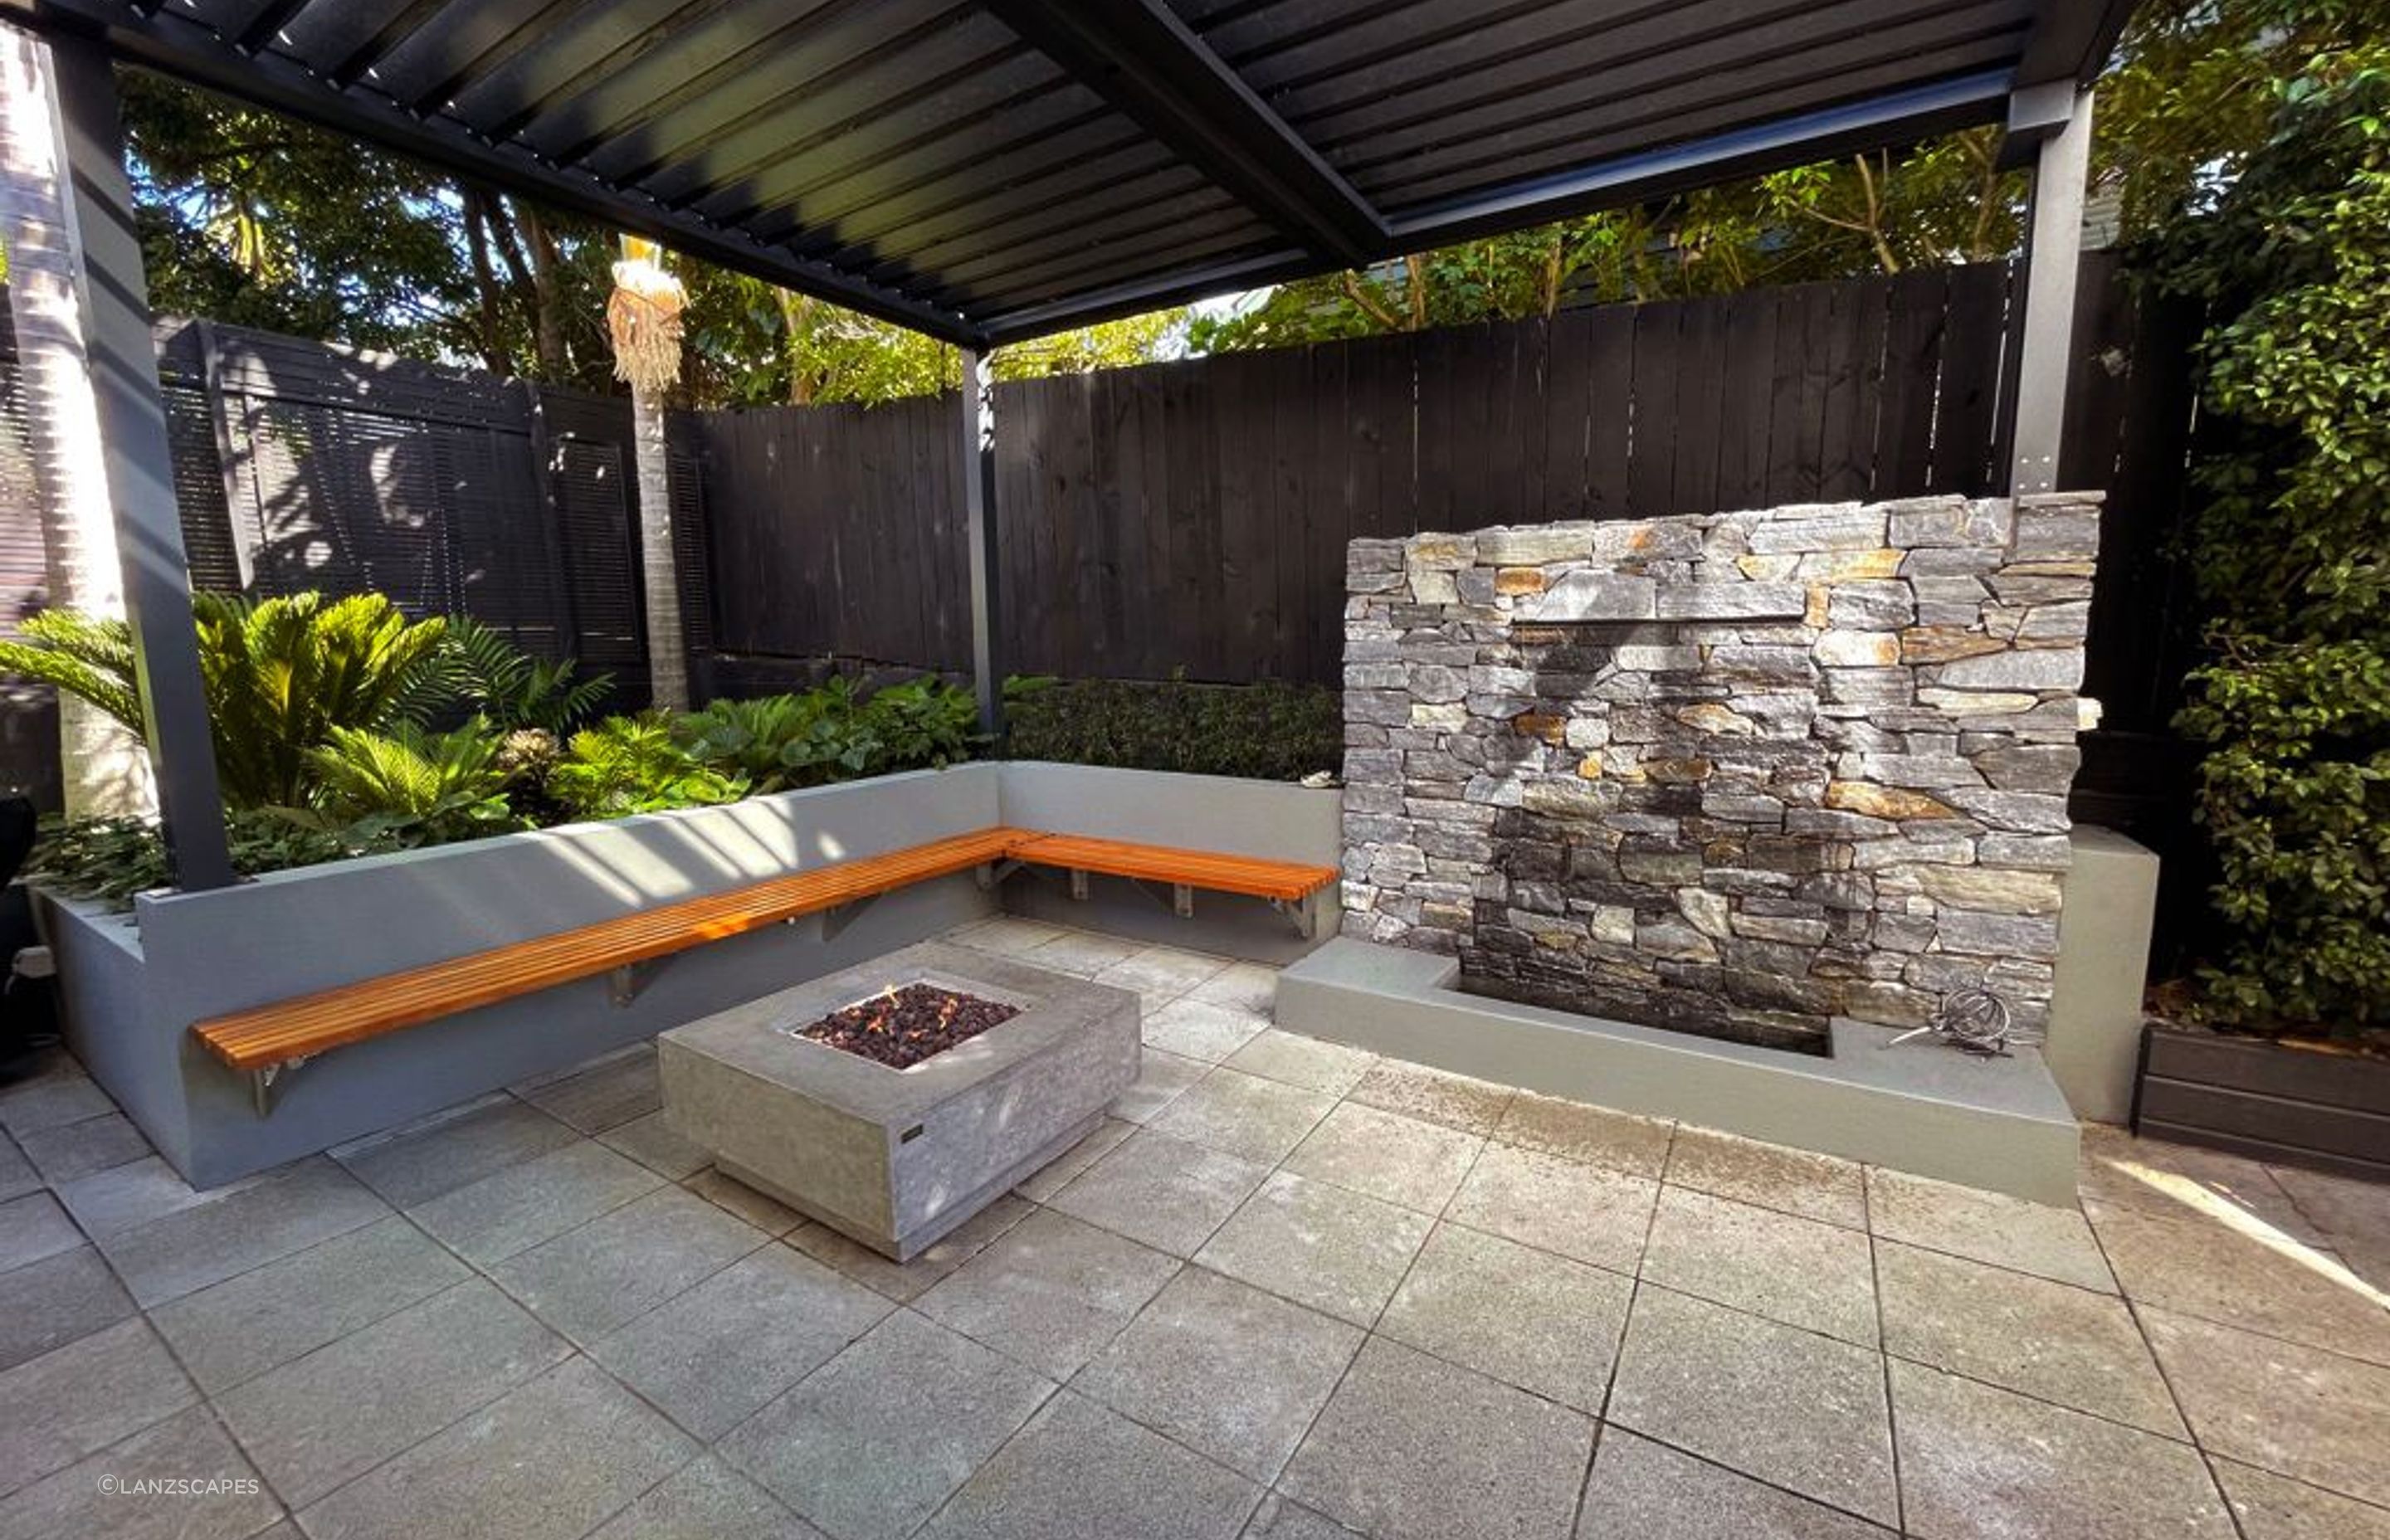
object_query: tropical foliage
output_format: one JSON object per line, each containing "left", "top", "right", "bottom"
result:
{"left": 2156, "top": 29, "right": 2390, "bottom": 1036}
{"left": 1004, "top": 675, "right": 1339, "bottom": 783}
{"left": 547, "top": 714, "right": 747, "bottom": 821}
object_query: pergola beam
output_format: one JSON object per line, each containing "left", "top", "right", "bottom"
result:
{"left": 45, "top": 27, "right": 233, "bottom": 889}
{"left": 2013, "top": 0, "right": 2138, "bottom": 89}
{"left": 983, "top": 0, "right": 1383, "bottom": 269}
{"left": 6, "top": 0, "right": 988, "bottom": 346}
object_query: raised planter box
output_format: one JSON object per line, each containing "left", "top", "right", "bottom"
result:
{"left": 2135, "top": 1025, "right": 2390, "bottom": 1182}
{"left": 659, "top": 942, "right": 1137, "bottom": 1259}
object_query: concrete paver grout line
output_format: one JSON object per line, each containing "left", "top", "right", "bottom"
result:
{"left": 1865, "top": 1176, "right": 1907, "bottom": 1538}
{"left": 2084, "top": 1206, "right": 2256, "bottom": 1540}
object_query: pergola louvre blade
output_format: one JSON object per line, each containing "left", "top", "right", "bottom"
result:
{"left": 983, "top": 0, "right": 1384, "bottom": 269}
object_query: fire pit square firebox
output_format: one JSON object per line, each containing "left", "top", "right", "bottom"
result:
{"left": 658, "top": 941, "right": 1139, "bottom": 1260}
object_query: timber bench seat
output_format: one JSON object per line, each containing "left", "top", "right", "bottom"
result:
{"left": 190, "top": 824, "right": 1336, "bottom": 1104}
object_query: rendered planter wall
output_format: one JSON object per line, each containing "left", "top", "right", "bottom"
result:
{"left": 2135, "top": 1026, "right": 2390, "bottom": 1182}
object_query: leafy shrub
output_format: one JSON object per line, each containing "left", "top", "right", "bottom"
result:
{"left": 1002, "top": 675, "right": 1339, "bottom": 782}
{"left": 27, "top": 811, "right": 375, "bottom": 909}
{"left": 549, "top": 714, "right": 747, "bottom": 819}
{"left": 301, "top": 721, "right": 522, "bottom": 846}
{"left": 0, "top": 592, "right": 451, "bottom": 807}
{"left": 414, "top": 616, "right": 612, "bottom": 733}
{"left": 2155, "top": 51, "right": 2390, "bottom": 1036}
{"left": 679, "top": 675, "right": 986, "bottom": 791}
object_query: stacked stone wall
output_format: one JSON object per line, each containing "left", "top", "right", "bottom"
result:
{"left": 1340, "top": 494, "right": 2100, "bottom": 1051}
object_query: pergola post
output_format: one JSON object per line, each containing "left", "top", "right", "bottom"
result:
{"left": 46, "top": 31, "right": 234, "bottom": 889}
{"left": 2005, "top": 85, "right": 2095, "bottom": 496}
{"left": 958, "top": 347, "right": 1002, "bottom": 733}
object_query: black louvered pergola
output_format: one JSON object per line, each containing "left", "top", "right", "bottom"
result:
{"left": 0, "top": 0, "right": 2136, "bottom": 887}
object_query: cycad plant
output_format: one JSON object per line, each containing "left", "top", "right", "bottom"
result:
{"left": 301, "top": 721, "right": 520, "bottom": 846}
{"left": 0, "top": 592, "right": 452, "bottom": 807}
{"left": 411, "top": 616, "right": 613, "bottom": 733}
{"left": 549, "top": 713, "right": 746, "bottom": 820}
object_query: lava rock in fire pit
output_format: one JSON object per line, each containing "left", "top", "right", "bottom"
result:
{"left": 795, "top": 982, "right": 1021, "bottom": 1070}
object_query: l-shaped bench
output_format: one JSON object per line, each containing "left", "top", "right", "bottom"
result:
{"left": 191, "top": 826, "right": 1338, "bottom": 1107}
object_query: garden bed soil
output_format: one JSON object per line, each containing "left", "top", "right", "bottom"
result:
{"left": 792, "top": 982, "right": 1019, "bottom": 1069}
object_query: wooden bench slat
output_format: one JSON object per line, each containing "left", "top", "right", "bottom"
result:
{"left": 189, "top": 823, "right": 1339, "bottom": 1077}
{"left": 1011, "top": 833, "right": 1338, "bottom": 902}
{"left": 192, "top": 827, "right": 1032, "bottom": 1071}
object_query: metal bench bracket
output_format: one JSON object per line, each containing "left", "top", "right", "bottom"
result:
{"left": 1067, "top": 868, "right": 1090, "bottom": 902}
{"left": 249, "top": 1052, "right": 315, "bottom": 1116}
{"left": 607, "top": 956, "right": 672, "bottom": 1007}
{"left": 1271, "top": 895, "right": 1318, "bottom": 939}
{"left": 974, "top": 859, "right": 1022, "bottom": 891}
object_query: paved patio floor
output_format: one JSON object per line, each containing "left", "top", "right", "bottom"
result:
{"left": 2, "top": 918, "right": 2387, "bottom": 1540}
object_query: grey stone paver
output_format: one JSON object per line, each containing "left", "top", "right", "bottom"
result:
{"left": 514, "top": 1044, "right": 664, "bottom": 1133}
{"left": 1149, "top": 1068, "right": 1336, "bottom": 1165}
{"left": 1377, "top": 1222, "right": 1632, "bottom": 1415}
{"left": 602, "top": 1109, "right": 715, "bottom": 1180}
{"left": 0, "top": 1192, "right": 85, "bottom": 1276}
{"left": 94, "top": 1157, "right": 389, "bottom": 1308}
{"left": 919, "top": 1391, "right": 1258, "bottom": 1540}
{"left": 0, "top": 1318, "right": 194, "bottom": 1498}
{"left": 1663, "top": 1124, "right": 1868, "bottom": 1230}
{"left": 1112, "top": 1049, "right": 1209, "bottom": 1124}
{"left": 916, "top": 1207, "right": 1180, "bottom": 1379}
{"left": 4, "top": 920, "right": 2386, "bottom": 1540}
{"left": 214, "top": 1279, "right": 567, "bottom": 1506}
{"left": 1047, "top": 1130, "right": 1269, "bottom": 1258}
{"left": 1607, "top": 1285, "right": 1897, "bottom": 1526}
{"left": 788, "top": 1194, "right": 1032, "bottom": 1304}
{"left": 1640, "top": 1186, "right": 1879, "bottom": 1346}
{"left": 1346, "top": 1060, "right": 1514, "bottom": 1135}
{"left": 589, "top": 1243, "right": 892, "bottom": 1440}
{"left": 1576, "top": 1428, "right": 1893, "bottom": 1539}
{"left": 488, "top": 1183, "right": 768, "bottom": 1343}
{"left": 1072, "top": 1265, "right": 1363, "bottom": 1483}
{"left": 1280, "top": 1101, "right": 1480, "bottom": 1214}
{"left": 1890, "top": 1358, "right": 2236, "bottom": 1540}
{"left": 587, "top": 1454, "right": 827, "bottom": 1540}
{"left": 1495, "top": 1092, "right": 1675, "bottom": 1177}
{"left": 2143, "top": 1305, "right": 2390, "bottom": 1508}
{"left": 2212, "top": 1458, "right": 2390, "bottom": 1540}
{"left": 0, "top": 1402, "right": 280, "bottom": 1540}
{"left": 0, "top": 1245, "right": 134, "bottom": 1372}
{"left": 1142, "top": 998, "right": 1271, "bottom": 1063}
{"left": 1223, "top": 1030, "right": 1375, "bottom": 1096}
{"left": 2089, "top": 1199, "right": 2390, "bottom": 1367}
{"left": 1022, "top": 930, "right": 1145, "bottom": 977}
{"left": 15, "top": 1111, "right": 149, "bottom": 1183}
{"left": 295, "top": 1357, "right": 695, "bottom": 1540}
{"left": 1875, "top": 1237, "right": 2183, "bottom": 1436}
{"left": 1865, "top": 1167, "right": 2114, "bottom": 1293}
{"left": 720, "top": 1309, "right": 1052, "bottom": 1540}
{"left": 330, "top": 1093, "right": 582, "bottom": 1208}
{"left": 1196, "top": 1170, "right": 1430, "bottom": 1327}
{"left": 149, "top": 1212, "right": 471, "bottom": 1392}
{"left": 1447, "top": 1141, "right": 1657, "bottom": 1273}
{"left": 407, "top": 1138, "right": 663, "bottom": 1265}
{"left": 1280, "top": 1335, "right": 1594, "bottom": 1540}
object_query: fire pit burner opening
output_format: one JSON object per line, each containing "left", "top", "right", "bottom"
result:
{"left": 789, "top": 982, "right": 1021, "bottom": 1070}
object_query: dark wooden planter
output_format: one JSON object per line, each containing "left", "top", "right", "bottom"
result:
{"left": 2134, "top": 1024, "right": 2390, "bottom": 1181}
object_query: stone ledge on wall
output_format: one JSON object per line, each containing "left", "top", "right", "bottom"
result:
{"left": 1340, "top": 492, "right": 2101, "bottom": 1052}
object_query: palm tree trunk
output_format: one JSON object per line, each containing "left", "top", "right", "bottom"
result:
{"left": 630, "top": 377, "right": 686, "bottom": 710}
{"left": 0, "top": 29, "right": 154, "bottom": 816}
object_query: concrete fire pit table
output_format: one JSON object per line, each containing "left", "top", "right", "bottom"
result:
{"left": 658, "top": 941, "right": 1138, "bottom": 1260}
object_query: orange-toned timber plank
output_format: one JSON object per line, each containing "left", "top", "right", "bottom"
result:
{"left": 192, "top": 827, "right": 1039, "bottom": 1072}
{"left": 1009, "top": 833, "right": 1337, "bottom": 902}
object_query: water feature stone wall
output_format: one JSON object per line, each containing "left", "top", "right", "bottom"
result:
{"left": 1339, "top": 493, "right": 2100, "bottom": 1053}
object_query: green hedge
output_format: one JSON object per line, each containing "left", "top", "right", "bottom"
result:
{"left": 1004, "top": 676, "right": 1339, "bottom": 782}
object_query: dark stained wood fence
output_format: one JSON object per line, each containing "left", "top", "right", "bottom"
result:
{"left": 687, "top": 255, "right": 2196, "bottom": 717}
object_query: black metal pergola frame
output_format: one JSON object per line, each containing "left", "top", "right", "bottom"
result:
{"left": 0, "top": 0, "right": 2134, "bottom": 889}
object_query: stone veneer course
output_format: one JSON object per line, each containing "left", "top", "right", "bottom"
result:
{"left": 1340, "top": 493, "right": 2100, "bottom": 1053}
